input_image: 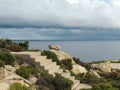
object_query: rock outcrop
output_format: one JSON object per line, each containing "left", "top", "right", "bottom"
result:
{"left": 48, "top": 45, "right": 61, "bottom": 50}
{"left": 72, "top": 64, "right": 87, "bottom": 74}
{"left": 50, "top": 49, "right": 87, "bottom": 74}
{"left": 91, "top": 62, "right": 111, "bottom": 72}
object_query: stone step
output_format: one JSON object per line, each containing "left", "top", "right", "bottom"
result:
{"left": 38, "top": 60, "right": 57, "bottom": 66}
{"left": 61, "top": 73, "right": 75, "bottom": 81}
{"left": 75, "top": 84, "right": 92, "bottom": 90}
{"left": 35, "top": 58, "right": 52, "bottom": 63}
{"left": 12, "top": 52, "right": 82, "bottom": 90}
{"left": 45, "top": 63, "right": 59, "bottom": 70}
{"left": 48, "top": 66, "right": 60, "bottom": 74}
{"left": 31, "top": 56, "right": 47, "bottom": 60}
{"left": 72, "top": 80, "right": 80, "bottom": 90}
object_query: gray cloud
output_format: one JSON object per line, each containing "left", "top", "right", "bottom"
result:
{"left": 0, "top": 0, "right": 120, "bottom": 28}
{"left": 0, "top": 27, "right": 120, "bottom": 40}
{"left": 0, "top": 0, "right": 120, "bottom": 40}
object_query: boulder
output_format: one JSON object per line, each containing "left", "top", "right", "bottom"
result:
{"left": 72, "top": 64, "right": 87, "bottom": 74}
{"left": 29, "top": 77, "right": 38, "bottom": 84}
{"left": 48, "top": 45, "right": 61, "bottom": 50}
{"left": 91, "top": 62, "right": 111, "bottom": 72}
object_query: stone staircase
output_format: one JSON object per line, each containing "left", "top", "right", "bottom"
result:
{"left": 12, "top": 51, "right": 92, "bottom": 90}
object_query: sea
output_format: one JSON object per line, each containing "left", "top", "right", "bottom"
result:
{"left": 16, "top": 40, "right": 120, "bottom": 62}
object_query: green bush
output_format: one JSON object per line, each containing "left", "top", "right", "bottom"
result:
{"left": 9, "top": 82, "right": 31, "bottom": 90}
{"left": 61, "top": 59, "right": 73, "bottom": 70}
{"left": 37, "top": 72, "right": 55, "bottom": 90}
{"left": 0, "top": 39, "right": 6, "bottom": 48}
{"left": 92, "top": 83, "right": 119, "bottom": 90}
{"left": 73, "top": 57, "right": 91, "bottom": 70}
{"left": 0, "top": 52, "right": 16, "bottom": 66}
{"left": 37, "top": 73, "right": 73, "bottom": 90}
{"left": 76, "top": 72, "right": 106, "bottom": 85}
{"left": 0, "top": 39, "right": 29, "bottom": 51}
{"left": 16, "top": 66, "right": 31, "bottom": 79}
{"left": 6, "top": 44, "right": 24, "bottom": 52}
{"left": 27, "top": 65, "right": 39, "bottom": 76}
{"left": 52, "top": 74, "right": 73, "bottom": 90}
{"left": 16, "top": 65, "right": 39, "bottom": 79}
{"left": 0, "top": 59, "right": 5, "bottom": 67}
{"left": 41, "top": 50, "right": 61, "bottom": 65}
{"left": 5, "top": 39, "right": 13, "bottom": 44}
{"left": 19, "top": 41, "right": 29, "bottom": 50}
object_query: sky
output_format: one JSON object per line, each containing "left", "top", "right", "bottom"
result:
{"left": 0, "top": 0, "right": 120, "bottom": 40}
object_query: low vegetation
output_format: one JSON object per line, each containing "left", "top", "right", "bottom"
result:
{"left": 16, "top": 65, "right": 39, "bottom": 79}
{"left": 37, "top": 73, "right": 73, "bottom": 90}
{"left": 74, "top": 71, "right": 120, "bottom": 90}
{"left": 0, "top": 59, "right": 5, "bottom": 67}
{"left": 0, "top": 51, "right": 16, "bottom": 66}
{"left": 61, "top": 59, "right": 73, "bottom": 70}
{"left": 0, "top": 39, "right": 29, "bottom": 51}
{"left": 9, "top": 82, "right": 31, "bottom": 90}
{"left": 41, "top": 50, "right": 61, "bottom": 65}
{"left": 73, "top": 57, "right": 91, "bottom": 70}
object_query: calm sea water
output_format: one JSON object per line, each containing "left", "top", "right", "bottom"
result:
{"left": 28, "top": 40, "right": 120, "bottom": 62}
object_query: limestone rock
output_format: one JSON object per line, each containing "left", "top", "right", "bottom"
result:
{"left": 72, "top": 64, "right": 87, "bottom": 74}
{"left": 50, "top": 50, "right": 87, "bottom": 74}
{"left": 4, "top": 65, "right": 14, "bottom": 71}
{"left": 29, "top": 77, "right": 38, "bottom": 84}
{"left": 48, "top": 45, "right": 61, "bottom": 50}
{"left": 50, "top": 50, "right": 74, "bottom": 63}
{"left": 91, "top": 62, "right": 111, "bottom": 72}
{"left": 0, "top": 83, "right": 9, "bottom": 90}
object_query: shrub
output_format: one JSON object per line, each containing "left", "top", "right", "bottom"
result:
{"left": 41, "top": 50, "right": 61, "bottom": 65}
{"left": 52, "top": 74, "right": 73, "bottom": 90}
{"left": 0, "top": 39, "right": 6, "bottom": 48}
{"left": 16, "top": 66, "right": 31, "bottom": 79}
{"left": 73, "top": 57, "right": 91, "bottom": 70}
{"left": 37, "top": 73, "right": 73, "bottom": 90}
{"left": 0, "top": 52, "right": 16, "bottom": 66}
{"left": 0, "top": 39, "right": 29, "bottom": 51}
{"left": 92, "top": 83, "right": 119, "bottom": 90}
{"left": 5, "top": 39, "right": 13, "bottom": 44}
{"left": 27, "top": 65, "right": 39, "bottom": 76}
{"left": 6, "top": 44, "right": 24, "bottom": 52}
{"left": 0, "top": 59, "right": 5, "bottom": 67}
{"left": 16, "top": 65, "right": 39, "bottom": 79}
{"left": 9, "top": 82, "right": 31, "bottom": 90}
{"left": 61, "top": 59, "right": 73, "bottom": 70}
{"left": 19, "top": 41, "right": 29, "bottom": 50}
{"left": 76, "top": 72, "right": 106, "bottom": 85}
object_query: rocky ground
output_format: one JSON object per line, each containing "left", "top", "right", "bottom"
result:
{"left": 0, "top": 45, "right": 120, "bottom": 90}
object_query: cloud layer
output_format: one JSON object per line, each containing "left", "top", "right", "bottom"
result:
{"left": 0, "top": 0, "right": 120, "bottom": 40}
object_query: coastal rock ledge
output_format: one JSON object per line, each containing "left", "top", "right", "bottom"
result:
{"left": 50, "top": 47, "right": 87, "bottom": 74}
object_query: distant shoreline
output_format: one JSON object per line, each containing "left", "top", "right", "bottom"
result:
{"left": 13, "top": 39, "right": 120, "bottom": 41}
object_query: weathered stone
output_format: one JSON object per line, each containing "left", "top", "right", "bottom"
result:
{"left": 48, "top": 45, "right": 61, "bottom": 50}
{"left": 72, "top": 64, "right": 87, "bottom": 74}
{"left": 29, "top": 77, "right": 38, "bottom": 84}
{"left": 50, "top": 50, "right": 73, "bottom": 61}
{"left": 91, "top": 62, "right": 111, "bottom": 72}
{"left": 50, "top": 50, "right": 87, "bottom": 74}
